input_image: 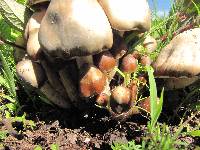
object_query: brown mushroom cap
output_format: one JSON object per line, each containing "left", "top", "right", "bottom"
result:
{"left": 98, "top": 0, "right": 151, "bottom": 32}
{"left": 153, "top": 28, "right": 200, "bottom": 77}
{"left": 39, "top": 0, "right": 113, "bottom": 59}
{"left": 79, "top": 65, "right": 107, "bottom": 98}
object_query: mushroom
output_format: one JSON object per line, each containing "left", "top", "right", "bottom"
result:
{"left": 16, "top": 59, "right": 45, "bottom": 88}
{"left": 98, "top": 0, "right": 151, "bottom": 32}
{"left": 79, "top": 65, "right": 107, "bottom": 98}
{"left": 143, "top": 35, "right": 157, "bottom": 53}
{"left": 121, "top": 54, "right": 138, "bottom": 85}
{"left": 38, "top": 0, "right": 115, "bottom": 102}
{"left": 140, "top": 55, "right": 152, "bottom": 66}
{"left": 153, "top": 28, "right": 200, "bottom": 90}
{"left": 24, "top": 8, "right": 46, "bottom": 60}
{"left": 121, "top": 54, "right": 138, "bottom": 74}
{"left": 39, "top": 0, "right": 113, "bottom": 59}
{"left": 110, "top": 86, "right": 131, "bottom": 114}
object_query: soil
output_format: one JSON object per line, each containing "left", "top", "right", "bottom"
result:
{"left": 0, "top": 85, "right": 200, "bottom": 150}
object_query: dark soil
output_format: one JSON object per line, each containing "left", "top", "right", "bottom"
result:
{"left": 1, "top": 85, "right": 200, "bottom": 150}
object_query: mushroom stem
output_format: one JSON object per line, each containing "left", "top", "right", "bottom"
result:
{"left": 59, "top": 67, "right": 79, "bottom": 105}
{"left": 40, "top": 59, "right": 68, "bottom": 98}
{"left": 39, "top": 81, "right": 71, "bottom": 109}
{"left": 96, "top": 78, "right": 111, "bottom": 106}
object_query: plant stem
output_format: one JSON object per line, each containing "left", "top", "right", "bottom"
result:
{"left": 0, "top": 37, "right": 25, "bottom": 50}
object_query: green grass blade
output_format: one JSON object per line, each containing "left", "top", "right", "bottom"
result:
{"left": 146, "top": 66, "right": 164, "bottom": 129}
{"left": 0, "top": 47, "right": 16, "bottom": 99}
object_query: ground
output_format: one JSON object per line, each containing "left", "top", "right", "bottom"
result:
{"left": 1, "top": 84, "right": 200, "bottom": 150}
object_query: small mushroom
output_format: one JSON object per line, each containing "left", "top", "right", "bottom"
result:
{"left": 139, "top": 97, "right": 151, "bottom": 113}
{"left": 16, "top": 59, "right": 45, "bottom": 88}
{"left": 153, "top": 28, "right": 200, "bottom": 89}
{"left": 95, "top": 51, "right": 117, "bottom": 73}
{"left": 143, "top": 35, "right": 157, "bottom": 53}
{"left": 121, "top": 54, "right": 138, "bottom": 74}
{"left": 25, "top": 8, "right": 46, "bottom": 60}
{"left": 140, "top": 55, "right": 152, "bottom": 66}
{"left": 98, "top": 0, "right": 151, "bottom": 32}
{"left": 110, "top": 86, "right": 131, "bottom": 114}
{"left": 79, "top": 65, "right": 107, "bottom": 98}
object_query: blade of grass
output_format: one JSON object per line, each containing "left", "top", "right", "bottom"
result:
{"left": 0, "top": 46, "right": 16, "bottom": 99}
{"left": 146, "top": 66, "right": 164, "bottom": 129}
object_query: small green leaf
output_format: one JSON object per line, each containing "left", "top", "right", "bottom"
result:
{"left": 0, "top": 0, "right": 26, "bottom": 31}
{"left": 0, "top": 131, "right": 8, "bottom": 140}
{"left": 188, "top": 130, "right": 200, "bottom": 137}
{"left": 51, "top": 144, "right": 59, "bottom": 150}
{"left": 34, "top": 145, "right": 43, "bottom": 150}
{"left": 1, "top": 94, "right": 15, "bottom": 103}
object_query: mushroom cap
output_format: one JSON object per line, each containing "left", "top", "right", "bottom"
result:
{"left": 39, "top": 0, "right": 113, "bottom": 59}
{"left": 111, "top": 86, "right": 131, "bottom": 105}
{"left": 94, "top": 51, "right": 117, "bottom": 72}
{"left": 98, "top": 0, "right": 151, "bottom": 32}
{"left": 121, "top": 54, "right": 138, "bottom": 73}
{"left": 28, "top": 0, "right": 50, "bottom": 6}
{"left": 79, "top": 65, "right": 107, "bottom": 97}
{"left": 25, "top": 9, "right": 46, "bottom": 60}
{"left": 16, "top": 59, "right": 46, "bottom": 88}
{"left": 153, "top": 28, "right": 200, "bottom": 77}
{"left": 143, "top": 35, "right": 157, "bottom": 53}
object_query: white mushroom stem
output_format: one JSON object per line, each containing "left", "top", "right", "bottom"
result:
{"left": 39, "top": 81, "right": 71, "bottom": 109}
{"left": 40, "top": 59, "right": 68, "bottom": 98}
{"left": 59, "top": 68, "right": 79, "bottom": 105}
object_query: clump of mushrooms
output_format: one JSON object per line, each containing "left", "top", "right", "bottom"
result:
{"left": 15, "top": 0, "right": 161, "bottom": 120}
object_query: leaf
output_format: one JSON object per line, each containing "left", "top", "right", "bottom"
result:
{"left": 34, "top": 145, "right": 43, "bottom": 150}
{"left": 146, "top": 66, "right": 164, "bottom": 129}
{"left": 188, "top": 130, "right": 200, "bottom": 137}
{"left": 0, "top": 48, "right": 16, "bottom": 99}
{"left": 50, "top": 144, "right": 59, "bottom": 150}
{"left": 1, "top": 94, "right": 15, "bottom": 103}
{"left": 0, "top": 131, "right": 8, "bottom": 140}
{"left": 0, "top": 0, "right": 26, "bottom": 31}
{"left": 6, "top": 102, "right": 16, "bottom": 112}
{"left": 0, "top": 75, "right": 9, "bottom": 89}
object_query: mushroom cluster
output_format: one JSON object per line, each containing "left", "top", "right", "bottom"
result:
{"left": 16, "top": 0, "right": 153, "bottom": 119}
